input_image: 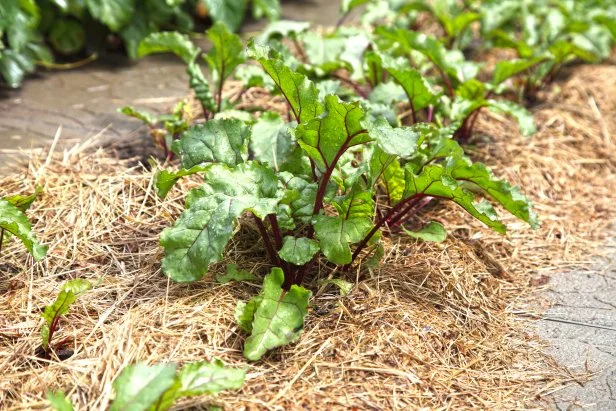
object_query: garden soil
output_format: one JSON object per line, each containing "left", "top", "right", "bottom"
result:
{"left": 0, "top": 61, "right": 615, "bottom": 409}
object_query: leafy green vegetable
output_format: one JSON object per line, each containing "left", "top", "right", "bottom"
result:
{"left": 110, "top": 360, "right": 244, "bottom": 411}
{"left": 278, "top": 236, "right": 319, "bottom": 266}
{"left": 242, "top": 268, "right": 311, "bottom": 360}
{"left": 41, "top": 279, "right": 92, "bottom": 352}
{"left": 160, "top": 162, "right": 281, "bottom": 282}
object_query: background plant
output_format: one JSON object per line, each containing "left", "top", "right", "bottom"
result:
{"left": 0, "top": 0, "right": 281, "bottom": 88}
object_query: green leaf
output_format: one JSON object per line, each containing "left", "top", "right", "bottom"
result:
{"left": 47, "top": 391, "right": 74, "bottom": 411}
{"left": 278, "top": 236, "right": 319, "bottom": 266}
{"left": 403, "top": 221, "right": 447, "bottom": 242}
{"left": 187, "top": 58, "right": 216, "bottom": 113}
{"left": 341, "top": 0, "right": 369, "bottom": 13}
{"left": 160, "top": 163, "right": 281, "bottom": 282}
{"left": 445, "top": 157, "right": 539, "bottom": 229}
{"left": 449, "top": 12, "right": 480, "bottom": 38}
{"left": 5, "top": 186, "right": 42, "bottom": 211}
{"left": 119, "top": 106, "right": 158, "bottom": 126}
{"left": 296, "top": 95, "right": 371, "bottom": 172}
{"left": 0, "top": 199, "right": 47, "bottom": 260}
{"left": 249, "top": 112, "right": 294, "bottom": 170}
{"left": 154, "top": 165, "right": 209, "bottom": 199}
{"left": 401, "top": 164, "right": 507, "bottom": 233}
{"left": 313, "top": 215, "right": 372, "bottom": 265}
{"left": 110, "top": 363, "right": 178, "bottom": 411}
{"left": 235, "top": 297, "right": 262, "bottom": 333}
{"left": 173, "top": 119, "right": 249, "bottom": 169}
{"left": 257, "top": 20, "right": 310, "bottom": 42}
{"left": 257, "top": 57, "right": 323, "bottom": 124}
{"left": 383, "top": 64, "right": 438, "bottom": 112}
{"left": 252, "top": 0, "right": 281, "bottom": 21}
{"left": 205, "top": 22, "right": 245, "bottom": 88}
{"left": 488, "top": 99, "right": 536, "bottom": 136}
{"left": 41, "top": 279, "right": 92, "bottom": 350}
{"left": 320, "top": 278, "right": 353, "bottom": 296}
{"left": 368, "top": 117, "right": 423, "bottom": 158}
{"left": 369, "top": 146, "right": 405, "bottom": 205}
{"left": 216, "top": 264, "right": 258, "bottom": 283}
{"left": 137, "top": 31, "right": 199, "bottom": 64}
{"left": 243, "top": 268, "right": 311, "bottom": 361}
{"left": 277, "top": 173, "right": 318, "bottom": 224}
{"left": 85, "top": 0, "right": 134, "bottom": 31}
{"left": 491, "top": 57, "right": 548, "bottom": 86}
{"left": 203, "top": 0, "right": 247, "bottom": 32}
{"left": 155, "top": 360, "right": 245, "bottom": 410}
{"left": 48, "top": 19, "right": 86, "bottom": 54}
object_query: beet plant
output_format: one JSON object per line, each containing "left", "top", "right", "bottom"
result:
{"left": 154, "top": 45, "right": 538, "bottom": 360}
{"left": 0, "top": 187, "right": 47, "bottom": 261}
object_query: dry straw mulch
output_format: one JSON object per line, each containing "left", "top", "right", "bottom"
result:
{"left": 1, "top": 62, "right": 615, "bottom": 410}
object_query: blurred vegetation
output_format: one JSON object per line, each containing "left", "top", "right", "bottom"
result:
{"left": 0, "top": 0, "right": 281, "bottom": 88}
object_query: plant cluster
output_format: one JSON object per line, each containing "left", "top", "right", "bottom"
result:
{"left": 0, "top": 0, "right": 281, "bottom": 88}
{"left": 124, "top": 0, "right": 613, "bottom": 360}
{"left": 48, "top": 359, "right": 245, "bottom": 410}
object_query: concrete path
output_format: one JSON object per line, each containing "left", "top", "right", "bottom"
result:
{"left": 539, "top": 239, "right": 616, "bottom": 410}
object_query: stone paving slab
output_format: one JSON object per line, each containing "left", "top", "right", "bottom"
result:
{"left": 539, "top": 241, "right": 616, "bottom": 410}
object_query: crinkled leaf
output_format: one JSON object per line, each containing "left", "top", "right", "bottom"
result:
{"left": 109, "top": 363, "right": 177, "bottom": 411}
{"left": 331, "top": 188, "right": 374, "bottom": 220}
{"left": 160, "top": 163, "right": 281, "bottom": 282}
{"left": 203, "top": 0, "right": 247, "bottom": 32}
{"left": 383, "top": 65, "right": 438, "bottom": 111}
{"left": 187, "top": 58, "right": 216, "bottom": 113}
{"left": 155, "top": 360, "right": 245, "bottom": 410}
{"left": 137, "top": 31, "right": 199, "bottom": 64}
{"left": 257, "top": 57, "right": 323, "bottom": 123}
{"left": 47, "top": 391, "right": 74, "bottom": 411}
{"left": 403, "top": 221, "right": 447, "bottom": 242}
{"left": 217, "top": 264, "right": 258, "bottom": 284}
{"left": 368, "top": 117, "right": 422, "bottom": 158}
{"left": 278, "top": 236, "right": 319, "bottom": 266}
{"left": 235, "top": 296, "right": 262, "bottom": 333}
{"left": 296, "top": 95, "right": 371, "bottom": 172}
{"left": 205, "top": 22, "right": 245, "bottom": 87}
{"left": 85, "top": 0, "right": 134, "bottom": 31}
{"left": 0, "top": 199, "right": 47, "bottom": 260}
{"left": 278, "top": 173, "right": 318, "bottom": 224}
{"left": 369, "top": 81, "right": 406, "bottom": 105}
{"left": 243, "top": 268, "right": 311, "bottom": 361}
{"left": 313, "top": 215, "right": 372, "bottom": 265}
{"left": 250, "top": 112, "right": 294, "bottom": 170}
{"left": 173, "top": 119, "right": 249, "bottom": 169}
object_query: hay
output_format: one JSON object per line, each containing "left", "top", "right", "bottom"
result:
{"left": 1, "top": 62, "right": 615, "bottom": 410}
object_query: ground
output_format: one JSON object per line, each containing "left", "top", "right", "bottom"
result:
{"left": 539, "top": 238, "right": 616, "bottom": 410}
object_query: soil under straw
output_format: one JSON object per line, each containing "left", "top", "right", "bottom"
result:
{"left": 0, "top": 62, "right": 614, "bottom": 410}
